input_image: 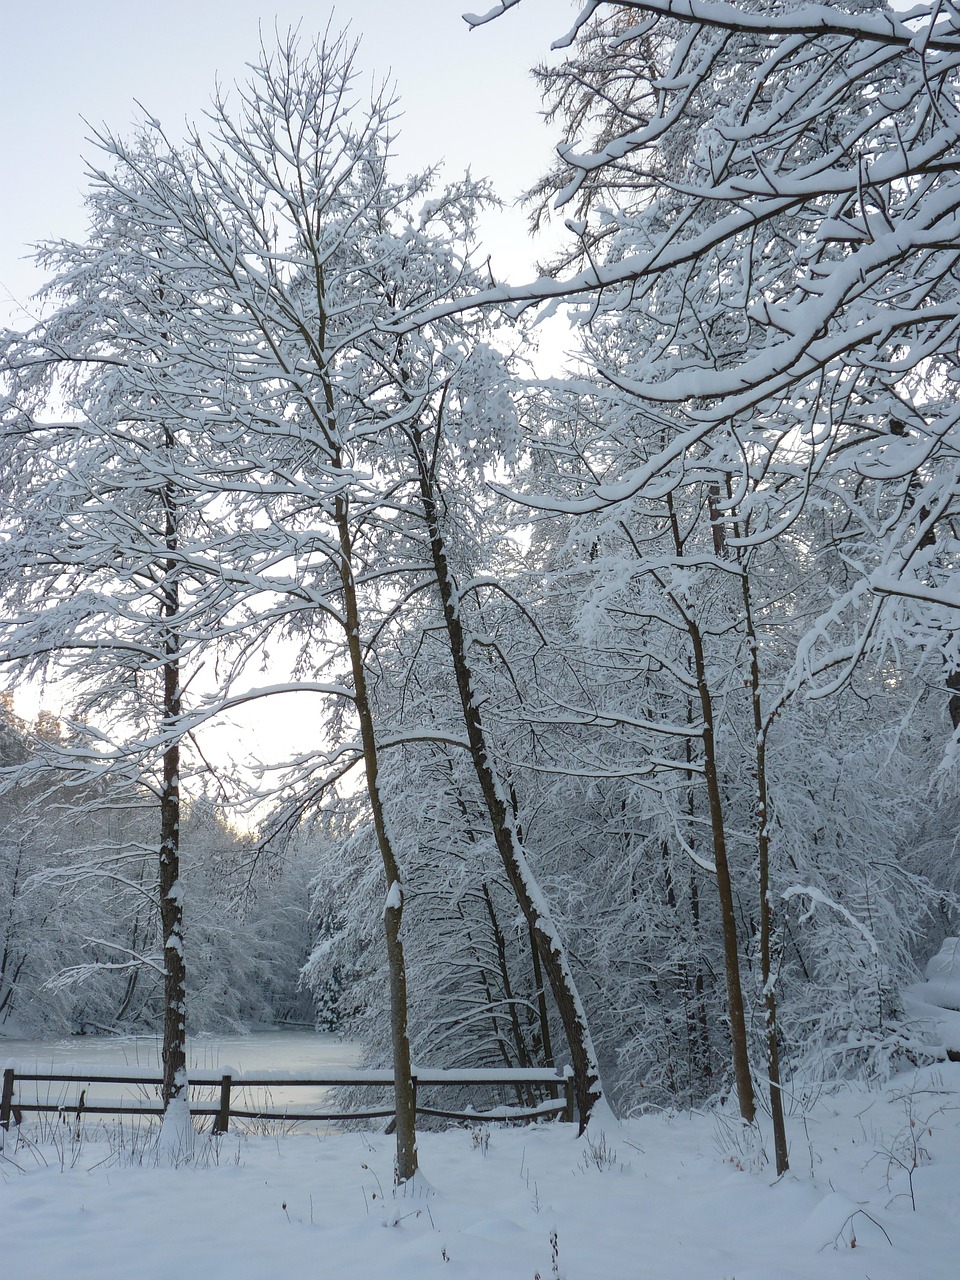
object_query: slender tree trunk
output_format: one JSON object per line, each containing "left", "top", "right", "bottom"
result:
{"left": 307, "top": 286, "right": 417, "bottom": 1180}
{"left": 688, "top": 873, "right": 713, "bottom": 1083}
{"left": 739, "top": 567, "right": 789, "bottom": 1173}
{"left": 528, "top": 922, "right": 556, "bottom": 1071}
{"left": 720, "top": 479, "right": 787, "bottom": 1168}
{"left": 159, "top": 460, "right": 187, "bottom": 1110}
{"left": 116, "top": 908, "right": 143, "bottom": 1023}
{"left": 689, "top": 623, "right": 756, "bottom": 1124}
{"left": 509, "top": 784, "right": 555, "bottom": 1071}
{"left": 335, "top": 494, "right": 418, "bottom": 1184}
{"left": 479, "top": 881, "right": 535, "bottom": 1071}
{"left": 667, "top": 495, "right": 756, "bottom": 1124}
{"left": 682, "top": 721, "right": 714, "bottom": 1088}
{"left": 453, "top": 897, "right": 529, "bottom": 1095}
{"left": 409, "top": 432, "right": 602, "bottom": 1128}
{"left": 449, "top": 779, "right": 539, "bottom": 1094}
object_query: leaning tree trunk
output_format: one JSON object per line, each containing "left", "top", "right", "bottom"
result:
{"left": 335, "top": 493, "right": 419, "bottom": 1184}
{"left": 509, "top": 785, "right": 555, "bottom": 1071}
{"left": 409, "top": 431, "right": 602, "bottom": 1129}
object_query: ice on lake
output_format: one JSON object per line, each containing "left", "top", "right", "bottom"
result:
{"left": 1, "top": 1028, "right": 363, "bottom": 1131}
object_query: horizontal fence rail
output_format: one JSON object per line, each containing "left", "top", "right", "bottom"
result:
{"left": 0, "top": 1064, "right": 575, "bottom": 1134}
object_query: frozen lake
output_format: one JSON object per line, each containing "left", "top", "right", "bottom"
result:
{"left": 0, "top": 1028, "right": 364, "bottom": 1131}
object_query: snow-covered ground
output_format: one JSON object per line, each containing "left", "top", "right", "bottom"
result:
{"left": 4, "top": 947, "right": 960, "bottom": 1280}
{"left": 1, "top": 1059, "right": 959, "bottom": 1280}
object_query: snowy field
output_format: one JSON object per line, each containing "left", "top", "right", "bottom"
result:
{"left": 2, "top": 1061, "right": 960, "bottom": 1280}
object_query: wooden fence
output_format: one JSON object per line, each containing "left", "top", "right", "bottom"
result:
{"left": 0, "top": 1064, "right": 575, "bottom": 1134}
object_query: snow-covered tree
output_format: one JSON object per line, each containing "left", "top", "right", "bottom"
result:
{"left": 454, "top": 0, "right": 960, "bottom": 1135}
{"left": 464, "top": 2, "right": 960, "bottom": 674}
{"left": 0, "top": 168, "right": 249, "bottom": 1125}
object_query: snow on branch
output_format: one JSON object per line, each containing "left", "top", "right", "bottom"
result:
{"left": 603, "top": 1, "right": 956, "bottom": 53}
{"left": 782, "top": 885, "right": 879, "bottom": 955}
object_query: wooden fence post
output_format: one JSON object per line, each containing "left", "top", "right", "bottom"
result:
{"left": 1, "top": 1068, "right": 14, "bottom": 1131}
{"left": 212, "top": 1074, "right": 232, "bottom": 1135}
{"left": 563, "top": 1074, "right": 575, "bottom": 1124}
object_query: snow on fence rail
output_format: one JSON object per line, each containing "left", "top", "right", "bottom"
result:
{"left": 0, "top": 1064, "right": 575, "bottom": 1133}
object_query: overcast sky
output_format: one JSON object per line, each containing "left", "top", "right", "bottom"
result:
{"left": 1, "top": 0, "right": 567, "bottom": 328}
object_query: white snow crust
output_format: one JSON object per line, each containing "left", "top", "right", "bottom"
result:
{"left": 923, "top": 937, "right": 960, "bottom": 1011}
{"left": 2, "top": 1061, "right": 960, "bottom": 1278}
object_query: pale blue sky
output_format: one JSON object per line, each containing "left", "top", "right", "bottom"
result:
{"left": 1, "top": 0, "right": 566, "bottom": 326}
{"left": 2, "top": 0, "right": 571, "bottom": 746}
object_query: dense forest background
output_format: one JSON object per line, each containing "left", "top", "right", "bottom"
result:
{"left": 0, "top": 696, "right": 318, "bottom": 1035}
{"left": 3, "top": 2, "right": 960, "bottom": 1172}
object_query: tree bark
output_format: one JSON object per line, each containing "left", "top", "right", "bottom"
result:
{"left": 667, "top": 495, "right": 756, "bottom": 1124}
{"left": 739, "top": 565, "right": 788, "bottom": 1172}
{"left": 335, "top": 494, "right": 418, "bottom": 1184}
{"left": 409, "top": 430, "right": 602, "bottom": 1128}
{"left": 159, "top": 458, "right": 187, "bottom": 1110}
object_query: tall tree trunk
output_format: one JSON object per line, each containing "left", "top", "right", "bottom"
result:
{"left": 666, "top": 495, "right": 756, "bottom": 1124}
{"left": 719, "top": 480, "right": 787, "bottom": 1168}
{"left": 308, "top": 285, "right": 418, "bottom": 1180}
{"left": 509, "top": 784, "right": 556, "bottom": 1071}
{"left": 159, "top": 459, "right": 187, "bottom": 1111}
{"left": 335, "top": 494, "right": 418, "bottom": 1184}
{"left": 681, "top": 732, "right": 715, "bottom": 1090}
{"left": 739, "top": 565, "right": 788, "bottom": 1172}
{"left": 409, "top": 431, "right": 602, "bottom": 1128}
{"left": 528, "top": 921, "right": 556, "bottom": 1071}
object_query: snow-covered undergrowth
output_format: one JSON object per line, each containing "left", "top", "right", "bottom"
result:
{"left": 2, "top": 1063, "right": 959, "bottom": 1280}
